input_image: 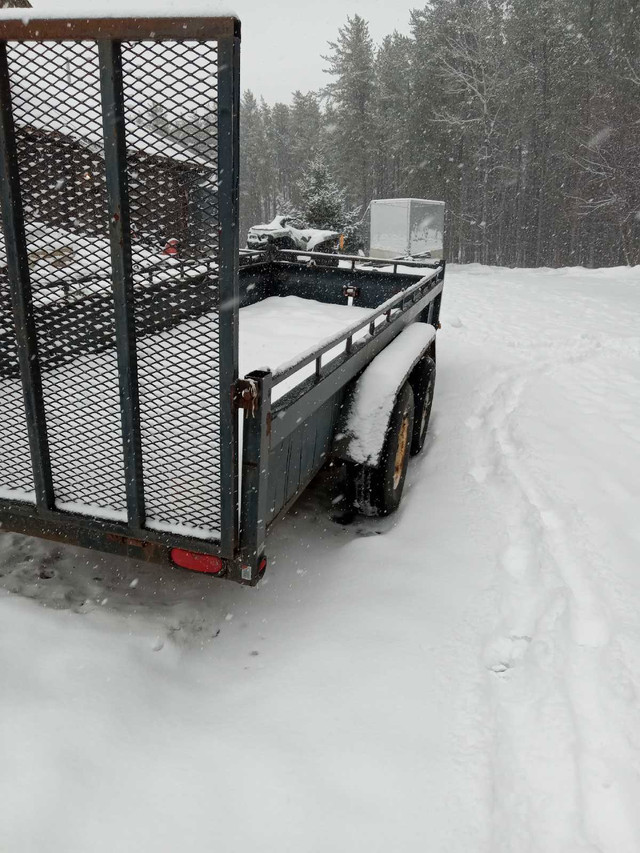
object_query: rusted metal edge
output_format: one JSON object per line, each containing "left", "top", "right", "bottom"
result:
{"left": 0, "top": 498, "right": 225, "bottom": 558}
{"left": 233, "top": 377, "right": 260, "bottom": 414}
{"left": 0, "top": 17, "right": 240, "bottom": 42}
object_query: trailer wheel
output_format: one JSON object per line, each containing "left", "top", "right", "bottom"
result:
{"left": 353, "top": 382, "right": 415, "bottom": 516}
{"left": 410, "top": 355, "right": 436, "bottom": 456}
{"left": 315, "top": 253, "right": 339, "bottom": 268}
{"left": 314, "top": 242, "right": 340, "bottom": 267}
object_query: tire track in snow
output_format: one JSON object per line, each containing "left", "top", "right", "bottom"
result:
{"left": 467, "top": 367, "right": 640, "bottom": 852}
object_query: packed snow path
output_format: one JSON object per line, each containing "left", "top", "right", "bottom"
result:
{"left": 1, "top": 264, "right": 640, "bottom": 852}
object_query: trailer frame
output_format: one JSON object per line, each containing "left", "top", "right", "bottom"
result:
{"left": 0, "top": 16, "right": 445, "bottom": 585}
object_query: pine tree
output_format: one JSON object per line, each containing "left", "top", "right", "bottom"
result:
{"left": 297, "top": 158, "right": 355, "bottom": 232}
{"left": 567, "top": 0, "right": 640, "bottom": 264}
{"left": 373, "top": 33, "right": 413, "bottom": 199}
{"left": 239, "top": 91, "right": 270, "bottom": 241}
{"left": 238, "top": 2, "right": 640, "bottom": 267}
{"left": 288, "top": 91, "right": 323, "bottom": 206}
{"left": 268, "top": 102, "right": 293, "bottom": 205}
{"left": 407, "top": 2, "right": 459, "bottom": 256}
{"left": 323, "top": 15, "right": 376, "bottom": 210}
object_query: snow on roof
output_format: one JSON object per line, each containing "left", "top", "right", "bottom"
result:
{"left": 0, "top": 219, "right": 174, "bottom": 283}
{"left": 371, "top": 198, "right": 446, "bottom": 206}
{"left": 0, "top": 13, "right": 224, "bottom": 170}
{"left": 0, "top": 3, "right": 238, "bottom": 22}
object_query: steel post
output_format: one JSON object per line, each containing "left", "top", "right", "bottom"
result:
{"left": 98, "top": 39, "right": 146, "bottom": 530}
{"left": 217, "top": 30, "right": 241, "bottom": 558}
{"left": 236, "top": 369, "right": 272, "bottom": 584}
{"left": 0, "top": 42, "right": 54, "bottom": 510}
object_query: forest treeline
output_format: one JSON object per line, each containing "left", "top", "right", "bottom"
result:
{"left": 241, "top": 0, "right": 640, "bottom": 267}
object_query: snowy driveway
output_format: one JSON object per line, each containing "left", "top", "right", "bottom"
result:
{"left": 2, "top": 264, "right": 640, "bottom": 852}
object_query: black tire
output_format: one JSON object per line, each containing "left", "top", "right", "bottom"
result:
{"left": 273, "top": 236, "right": 297, "bottom": 250}
{"left": 410, "top": 356, "right": 436, "bottom": 456}
{"left": 353, "top": 382, "right": 415, "bottom": 517}
{"left": 314, "top": 242, "right": 340, "bottom": 267}
{"left": 315, "top": 253, "right": 339, "bottom": 268}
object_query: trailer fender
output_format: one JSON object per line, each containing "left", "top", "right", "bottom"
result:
{"left": 333, "top": 323, "right": 436, "bottom": 467}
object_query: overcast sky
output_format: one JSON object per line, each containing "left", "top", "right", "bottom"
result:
{"left": 25, "top": 0, "right": 414, "bottom": 104}
{"left": 233, "top": 0, "right": 413, "bottom": 103}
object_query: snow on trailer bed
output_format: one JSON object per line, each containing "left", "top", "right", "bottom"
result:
{"left": 239, "top": 295, "right": 372, "bottom": 396}
{"left": 0, "top": 295, "right": 372, "bottom": 524}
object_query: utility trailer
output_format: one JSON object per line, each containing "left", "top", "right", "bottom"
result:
{"left": 0, "top": 15, "right": 445, "bottom": 585}
{"left": 369, "top": 198, "right": 445, "bottom": 260}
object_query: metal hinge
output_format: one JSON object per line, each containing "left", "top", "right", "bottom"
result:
{"left": 233, "top": 378, "right": 260, "bottom": 415}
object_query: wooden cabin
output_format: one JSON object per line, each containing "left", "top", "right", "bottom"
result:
{"left": 15, "top": 123, "right": 217, "bottom": 261}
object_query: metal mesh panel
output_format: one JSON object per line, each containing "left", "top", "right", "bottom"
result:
{"left": 0, "top": 30, "right": 229, "bottom": 540}
{"left": 0, "top": 239, "right": 35, "bottom": 500}
{"left": 121, "top": 41, "right": 221, "bottom": 537}
{"left": 5, "top": 41, "right": 127, "bottom": 518}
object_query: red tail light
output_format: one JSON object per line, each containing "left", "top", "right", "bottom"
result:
{"left": 258, "top": 556, "right": 267, "bottom": 578}
{"left": 170, "top": 548, "right": 224, "bottom": 575}
{"left": 162, "top": 237, "right": 179, "bottom": 256}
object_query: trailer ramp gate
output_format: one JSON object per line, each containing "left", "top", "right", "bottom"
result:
{"left": 0, "top": 18, "right": 240, "bottom": 560}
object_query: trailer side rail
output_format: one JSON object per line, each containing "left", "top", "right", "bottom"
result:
{"left": 271, "top": 262, "right": 444, "bottom": 388}
{"left": 277, "top": 247, "right": 442, "bottom": 275}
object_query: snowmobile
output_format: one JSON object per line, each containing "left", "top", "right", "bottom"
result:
{"left": 247, "top": 215, "right": 340, "bottom": 266}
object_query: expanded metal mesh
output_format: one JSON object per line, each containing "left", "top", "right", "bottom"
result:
{"left": 0, "top": 245, "right": 34, "bottom": 500}
{"left": 0, "top": 35, "right": 224, "bottom": 537}
{"left": 121, "top": 40, "right": 221, "bottom": 537}
{"left": 4, "top": 40, "right": 127, "bottom": 518}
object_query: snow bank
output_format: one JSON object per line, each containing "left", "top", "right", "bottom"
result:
{"left": 343, "top": 322, "right": 436, "bottom": 465}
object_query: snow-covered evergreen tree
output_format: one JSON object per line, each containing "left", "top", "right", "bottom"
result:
{"left": 237, "top": 4, "right": 640, "bottom": 266}
{"left": 322, "top": 15, "right": 376, "bottom": 211}
{"left": 296, "top": 158, "right": 354, "bottom": 231}
{"left": 239, "top": 90, "right": 271, "bottom": 240}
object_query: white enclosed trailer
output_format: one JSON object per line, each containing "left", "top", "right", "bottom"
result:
{"left": 369, "top": 198, "right": 445, "bottom": 260}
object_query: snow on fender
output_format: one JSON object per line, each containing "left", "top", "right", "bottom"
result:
{"left": 336, "top": 323, "right": 436, "bottom": 466}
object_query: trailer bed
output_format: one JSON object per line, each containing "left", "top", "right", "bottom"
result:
{"left": 240, "top": 295, "right": 371, "bottom": 398}
{"left": 0, "top": 295, "right": 372, "bottom": 530}
{"left": 0, "top": 16, "right": 445, "bottom": 581}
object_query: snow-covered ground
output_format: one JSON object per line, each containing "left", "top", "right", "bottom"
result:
{"left": 1, "top": 263, "right": 640, "bottom": 852}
